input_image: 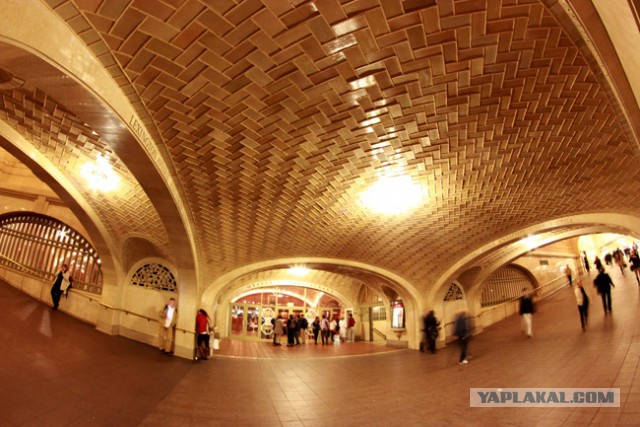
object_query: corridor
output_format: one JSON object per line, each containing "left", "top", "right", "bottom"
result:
{"left": 0, "top": 268, "right": 638, "bottom": 426}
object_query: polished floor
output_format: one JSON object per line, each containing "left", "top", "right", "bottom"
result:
{"left": 0, "top": 269, "right": 638, "bottom": 426}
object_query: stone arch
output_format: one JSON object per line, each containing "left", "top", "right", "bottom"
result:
{"left": 0, "top": 4, "right": 198, "bottom": 304}
{"left": 428, "top": 212, "right": 640, "bottom": 310}
{"left": 122, "top": 237, "right": 168, "bottom": 274}
{"left": 479, "top": 264, "right": 538, "bottom": 308}
{"left": 200, "top": 257, "right": 423, "bottom": 348}
{"left": 430, "top": 281, "right": 468, "bottom": 343}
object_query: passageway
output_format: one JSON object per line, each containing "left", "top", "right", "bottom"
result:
{"left": 1, "top": 266, "right": 638, "bottom": 425}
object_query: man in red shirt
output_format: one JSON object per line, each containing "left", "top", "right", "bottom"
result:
{"left": 346, "top": 313, "right": 356, "bottom": 342}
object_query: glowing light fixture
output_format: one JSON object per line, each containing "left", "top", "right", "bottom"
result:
{"left": 289, "top": 266, "right": 311, "bottom": 277}
{"left": 81, "top": 154, "right": 120, "bottom": 192}
{"left": 521, "top": 235, "right": 540, "bottom": 251}
{"left": 360, "top": 173, "right": 428, "bottom": 215}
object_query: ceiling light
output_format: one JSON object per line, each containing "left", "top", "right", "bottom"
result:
{"left": 80, "top": 154, "right": 120, "bottom": 192}
{"left": 289, "top": 266, "right": 310, "bottom": 277}
{"left": 360, "top": 173, "right": 428, "bottom": 215}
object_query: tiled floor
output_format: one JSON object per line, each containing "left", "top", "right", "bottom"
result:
{"left": 215, "top": 337, "right": 402, "bottom": 359}
{"left": 0, "top": 267, "right": 638, "bottom": 426}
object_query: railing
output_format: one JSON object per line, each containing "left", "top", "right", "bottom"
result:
{"left": 0, "top": 253, "right": 101, "bottom": 294}
{"left": 64, "top": 286, "right": 196, "bottom": 336}
{"left": 442, "top": 275, "right": 569, "bottom": 338}
{"left": 372, "top": 328, "right": 387, "bottom": 340}
{"left": 0, "top": 256, "right": 195, "bottom": 336}
{"left": 481, "top": 274, "right": 567, "bottom": 314}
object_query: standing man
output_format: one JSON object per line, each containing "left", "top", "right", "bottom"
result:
{"left": 519, "top": 288, "right": 535, "bottom": 338}
{"left": 159, "top": 298, "right": 178, "bottom": 355}
{"left": 273, "top": 314, "right": 285, "bottom": 346}
{"left": 346, "top": 313, "right": 356, "bottom": 342}
{"left": 298, "top": 313, "right": 308, "bottom": 345}
{"left": 286, "top": 313, "right": 298, "bottom": 347}
{"left": 320, "top": 314, "right": 331, "bottom": 345}
{"left": 594, "top": 266, "right": 615, "bottom": 314}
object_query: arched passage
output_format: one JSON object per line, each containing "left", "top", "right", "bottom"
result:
{"left": 200, "top": 258, "right": 424, "bottom": 349}
{"left": 426, "top": 213, "right": 640, "bottom": 343}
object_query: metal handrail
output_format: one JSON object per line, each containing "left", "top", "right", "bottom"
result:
{"left": 0, "top": 252, "right": 99, "bottom": 294}
{"left": 442, "top": 275, "right": 569, "bottom": 328}
{"left": 372, "top": 328, "right": 387, "bottom": 340}
{"left": 481, "top": 275, "right": 567, "bottom": 313}
{"left": 0, "top": 257, "right": 195, "bottom": 336}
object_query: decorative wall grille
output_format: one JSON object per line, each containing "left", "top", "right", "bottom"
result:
{"left": 131, "top": 263, "right": 176, "bottom": 292}
{"left": 443, "top": 283, "right": 464, "bottom": 301}
{"left": 0, "top": 212, "right": 103, "bottom": 294}
{"left": 372, "top": 306, "right": 387, "bottom": 321}
{"left": 481, "top": 265, "right": 534, "bottom": 307}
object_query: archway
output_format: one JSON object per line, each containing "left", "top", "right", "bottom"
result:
{"left": 200, "top": 258, "right": 423, "bottom": 348}
{"left": 225, "top": 282, "right": 352, "bottom": 342}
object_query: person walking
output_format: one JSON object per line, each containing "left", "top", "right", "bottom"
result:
{"left": 582, "top": 251, "right": 590, "bottom": 275}
{"left": 594, "top": 266, "right": 615, "bottom": 314}
{"left": 629, "top": 251, "right": 640, "bottom": 285}
{"left": 564, "top": 265, "right": 572, "bottom": 287}
{"left": 50, "top": 263, "right": 73, "bottom": 310}
{"left": 159, "top": 298, "right": 178, "bottom": 355}
{"left": 453, "top": 311, "right": 470, "bottom": 364}
{"left": 195, "top": 309, "right": 212, "bottom": 360}
{"left": 519, "top": 288, "right": 535, "bottom": 338}
{"left": 614, "top": 249, "right": 626, "bottom": 275}
{"left": 574, "top": 280, "right": 590, "bottom": 331}
{"left": 594, "top": 256, "right": 602, "bottom": 270}
{"left": 423, "top": 310, "right": 440, "bottom": 354}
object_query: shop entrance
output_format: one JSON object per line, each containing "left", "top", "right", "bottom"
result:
{"left": 228, "top": 286, "right": 344, "bottom": 341}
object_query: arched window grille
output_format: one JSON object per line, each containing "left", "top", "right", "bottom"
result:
{"left": 0, "top": 212, "right": 103, "bottom": 294}
{"left": 443, "top": 283, "right": 464, "bottom": 301}
{"left": 481, "top": 265, "right": 534, "bottom": 307}
{"left": 131, "top": 263, "right": 176, "bottom": 292}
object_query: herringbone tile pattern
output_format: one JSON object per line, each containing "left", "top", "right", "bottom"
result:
{"left": 0, "top": 80, "right": 172, "bottom": 259}
{"left": 3, "top": 0, "right": 636, "bottom": 291}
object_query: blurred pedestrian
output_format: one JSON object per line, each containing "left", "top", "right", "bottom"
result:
{"left": 574, "top": 280, "right": 589, "bottom": 331}
{"left": 422, "top": 310, "right": 440, "bottom": 354}
{"left": 519, "top": 288, "right": 535, "bottom": 338}
{"left": 594, "top": 266, "right": 615, "bottom": 314}
{"left": 454, "top": 311, "right": 470, "bottom": 364}
{"left": 564, "top": 265, "right": 572, "bottom": 287}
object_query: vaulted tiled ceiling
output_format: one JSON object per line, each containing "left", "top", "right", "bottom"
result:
{"left": 2, "top": 0, "right": 640, "bottom": 294}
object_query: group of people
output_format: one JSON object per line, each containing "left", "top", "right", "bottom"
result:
{"left": 420, "top": 253, "right": 630, "bottom": 365}
{"left": 420, "top": 310, "right": 471, "bottom": 364}
{"left": 159, "top": 300, "right": 217, "bottom": 360}
{"left": 591, "top": 245, "right": 640, "bottom": 284}
{"left": 271, "top": 313, "right": 356, "bottom": 346}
